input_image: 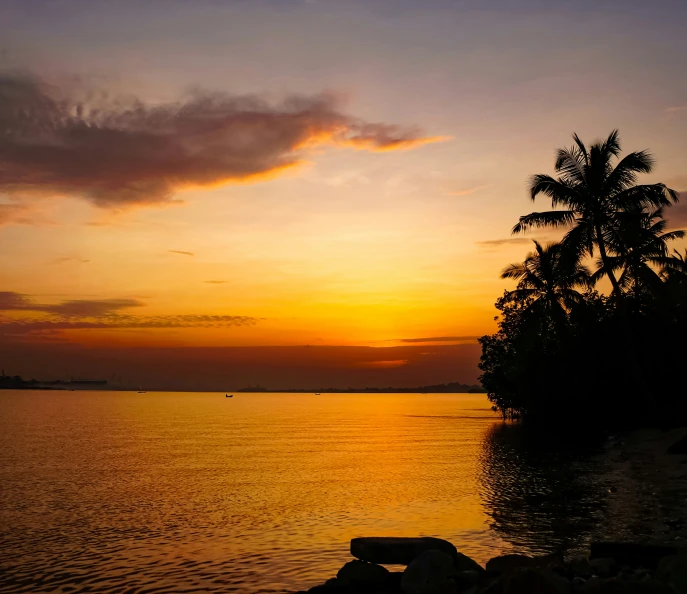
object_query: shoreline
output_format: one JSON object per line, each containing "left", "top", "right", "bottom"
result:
{"left": 296, "top": 537, "right": 687, "bottom": 593}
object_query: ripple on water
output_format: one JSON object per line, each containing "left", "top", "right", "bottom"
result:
{"left": 2, "top": 391, "right": 687, "bottom": 593}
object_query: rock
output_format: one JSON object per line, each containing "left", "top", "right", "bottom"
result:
{"left": 336, "top": 560, "right": 390, "bottom": 588}
{"left": 589, "top": 557, "right": 617, "bottom": 578}
{"left": 307, "top": 579, "right": 345, "bottom": 593}
{"left": 667, "top": 434, "right": 687, "bottom": 455}
{"left": 454, "top": 552, "right": 485, "bottom": 573}
{"left": 500, "top": 568, "right": 571, "bottom": 594}
{"left": 571, "top": 576, "right": 586, "bottom": 587}
{"left": 452, "top": 569, "right": 482, "bottom": 590}
{"left": 351, "top": 536, "right": 483, "bottom": 571}
{"left": 658, "top": 553, "right": 687, "bottom": 593}
{"left": 590, "top": 542, "right": 683, "bottom": 570}
{"left": 487, "top": 553, "right": 564, "bottom": 576}
{"left": 401, "top": 550, "right": 457, "bottom": 594}
{"left": 486, "top": 554, "right": 535, "bottom": 575}
{"left": 567, "top": 556, "right": 593, "bottom": 579}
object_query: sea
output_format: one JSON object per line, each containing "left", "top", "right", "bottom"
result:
{"left": 1, "top": 390, "right": 686, "bottom": 593}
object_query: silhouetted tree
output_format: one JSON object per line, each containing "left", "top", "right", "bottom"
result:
{"left": 480, "top": 131, "right": 687, "bottom": 428}
{"left": 593, "top": 208, "right": 684, "bottom": 296}
{"left": 501, "top": 240, "right": 590, "bottom": 330}
{"left": 513, "top": 130, "right": 678, "bottom": 297}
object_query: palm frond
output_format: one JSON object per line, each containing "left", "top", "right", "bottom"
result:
{"left": 513, "top": 210, "right": 576, "bottom": 234}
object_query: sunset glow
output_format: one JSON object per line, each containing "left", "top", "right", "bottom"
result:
{"left": 1, "top": 0, "right": 686, "bottom": 389}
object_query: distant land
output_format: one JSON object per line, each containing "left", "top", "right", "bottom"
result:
{"left": 0, "top": 371, "right": 484, "bottom": 394}
{"left": 238, "top": 382, "right": 486, "bottom": 393}
{"left": 0, "top": 371, "right": 111, "bottom": 391}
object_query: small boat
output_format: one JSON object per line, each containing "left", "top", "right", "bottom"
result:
{"left": 226, "top": 394, "right": 233, "bottom": 398}
{"left": 138, "top": 386, "right": 146, "bottom": 393}
{"left": 315, "top": 393, "right": 321, "bottom": 396}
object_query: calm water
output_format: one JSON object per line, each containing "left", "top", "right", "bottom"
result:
{"left": 1, "top": 391, "right": 685, "bottom": 593}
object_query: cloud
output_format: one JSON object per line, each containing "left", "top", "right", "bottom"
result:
{"left": 444, "top": 184, "right": 490, "bottom": 196}
{"left": 0, "top": 292, "right": 260, "bottom": 338}
{"left": 0, "top": 292, "right": 143, "bottom": 316}
{"left": 52, "top": 257, "right": 90, "bottom": 264}
{"left": 399, "top": 336, "right": 480, "bottom": 344}
{"left": 204, "top": 280, "right": 227, "bottom": 284}
{"left": 0, "top": 315, "right": 260, "bottom": 335}
{"left": 0, "top": 200, "right": 49, "bottom": 226}
{"left": 169, "top": 250, "right": 195, "bottom": 256}
{"left": 354, "top": 359, "right": 409, "bottom": 369}
{"left": 476, "top": 237, "right": 538, "bottom": 249}
{"left": 666, "top": 105, "right": 687, "bottom": 114}
{"left": 0, "top": 73, "right": 446, "bottom": 209}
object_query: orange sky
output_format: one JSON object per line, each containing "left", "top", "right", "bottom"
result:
{"left": 1, "top": 0, "right": 686, "bottom": 388}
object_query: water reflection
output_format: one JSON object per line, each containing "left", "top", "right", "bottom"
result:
{"left": 479, "top": 422, "right": 608, "bottom": 556}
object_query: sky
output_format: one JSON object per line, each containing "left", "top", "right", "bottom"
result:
{"left": 1, "top": 0, "right": 686, "bottom": 389}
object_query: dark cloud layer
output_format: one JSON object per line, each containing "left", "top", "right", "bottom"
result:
{"left": 0, "top": 292, "right": 259, "bottom": 336}
{"left": 0, "top": 73, "right": 444, "bottom": 210}
{"left": 0, "top": 292, "right": 143, "bottom": 316}
{"left": 399, "top": 336, "right": 480, "bottom": 343}
{"left": 476, "top": 237, "right": 536, "bottom": 248}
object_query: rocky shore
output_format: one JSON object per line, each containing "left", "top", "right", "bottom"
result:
{"left": 294, "top": 537, "right": 687, "bottom": 594}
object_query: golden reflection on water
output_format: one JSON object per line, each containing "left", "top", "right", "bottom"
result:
{"left": 0, "top": 391, "right": 504, "bottom": 592}
{"left": 2, "top": 391, "right": 685, "bottom": 593}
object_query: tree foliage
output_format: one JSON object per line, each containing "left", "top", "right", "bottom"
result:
{"left": 479, "top": 131, "right": 686, "bottom": 428}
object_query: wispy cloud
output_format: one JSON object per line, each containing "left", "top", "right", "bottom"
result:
{"left": 399, "top": 336, "right": 480, "bottom": 344}
{"left": 476, "top": 237, "right": 538, "bottom": 249}
{"left": 204, "top": 280, "right": 227, "bottom": 284}
{"left": 0, "top": 292, "right": 260, "bottom": 338}
{"left": 0, "top": 200, "right": 50, "bottom": 226}
{"left": 169, "top": 250, "right": 195, "bottom": 257}
{"left": 52, "top": 257, "right": 90, "bottom": 264}
{"left": 0, "top": 292, "right": 143, "bottom": 316}
{"left": 354, "top": 359, "right": 409, "bottom": 369}
{"left": 0, "top": 73, "right": 446, "bottom": 210}
{"left": 444, "top": 184, "right": 490, "bottom": 196}
{"left": 665, "top": 105, "right": 687, "bottom": 114}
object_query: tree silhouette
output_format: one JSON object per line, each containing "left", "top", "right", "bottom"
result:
{"left": 592, "top": 208, "right": 685, "bottom": 296}
{"left": 501, "top": 240, "right": 590, "bottom": 329}
{"left": 512, "top": 130, "right": 678, "bottom": 297}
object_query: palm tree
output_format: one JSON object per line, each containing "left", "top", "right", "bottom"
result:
{"left": 659, "top": 249, "right": 687, "bottom": 282}
{"left": 513, "top": 130, "right": 678, "bottom": 296}
{"left": 501, "top": 240, "right": 591, "bottom": 326}
{"left": 592, "top": 208, "right": 685, "bottom": 295}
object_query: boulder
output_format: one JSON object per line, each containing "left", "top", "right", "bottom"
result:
{"left": 658, "top": 553, "right": 687, "bottom": 593}
{"left": 486, "top": 554, "right": 536, "bottom": 575}
{"left": 590, "top": 542, "right": 683, "bottom": 570}
{"left": 501, "top": 568, "right": 570, "bottom": 594}
{"left": 589, "top": 557, "right": 617, "bottom": 578}
{"left": 667, "top": 434, "right": 687, "bottom": 455}
{"left": 336, "top": 560, "right": 390, "bottom": 588}
{"left": 567, "top": 556, "right": 593, "bottom": 579}
{"left": 351, "top": 537, "right": 484, "bottom": 573}
{"left": 351, "top": 537, "right": 465, "bottom": 566}
{"left": 400, "top": 549, "right": 457, "bottom": 594}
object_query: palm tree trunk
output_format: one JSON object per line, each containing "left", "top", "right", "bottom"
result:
{"left": 595, "top": 223, "right": 623, "bottom": 297}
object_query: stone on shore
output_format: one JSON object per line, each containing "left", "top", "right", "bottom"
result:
{"left": 500, "top": 568, "right": 571, "bottom": 594}
{"left": 350, "top": 537, "right": 483, "bottom": 572}
{"left": 657, "top": 553, "right": 687, "bottom": 593}
{"left": 336, "top": 560, "right": 390, "bottom": 588}
{"left": 400, "top": 549, "right": 457, "bottom": 594}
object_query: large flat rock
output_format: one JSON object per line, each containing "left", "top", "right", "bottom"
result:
{"left": 350, "top": 537, "right": 468, "bottom": 567}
